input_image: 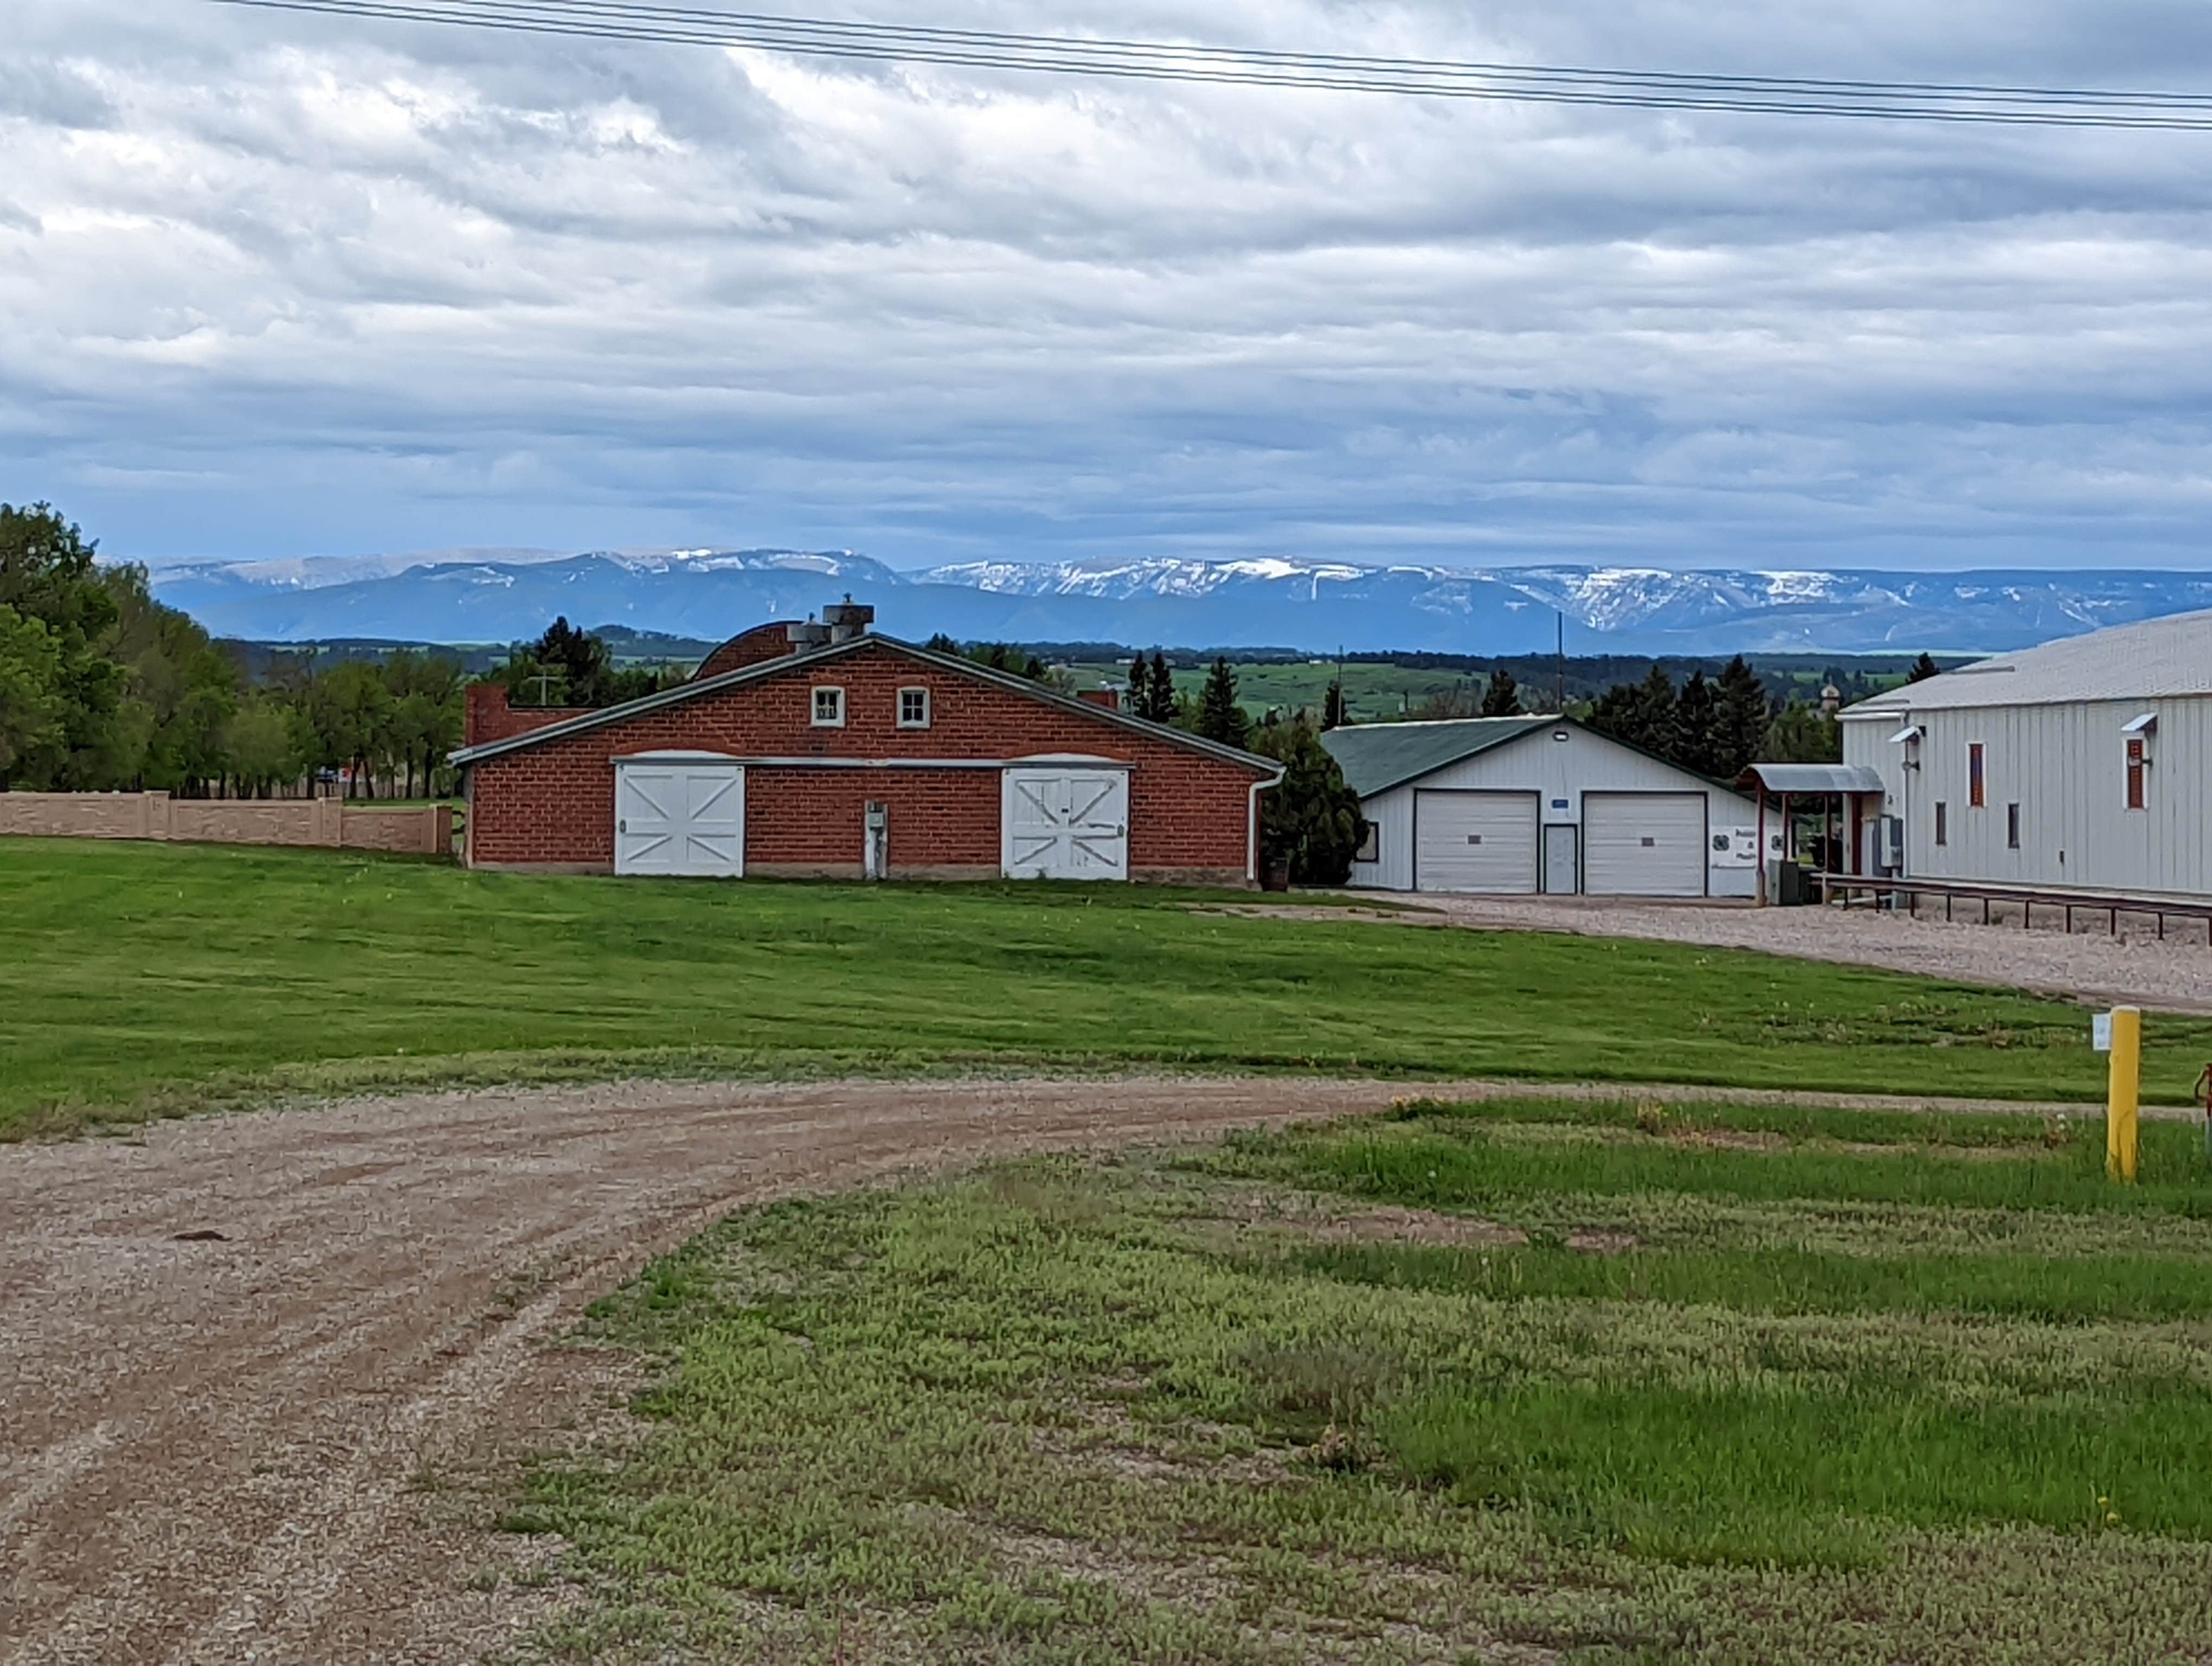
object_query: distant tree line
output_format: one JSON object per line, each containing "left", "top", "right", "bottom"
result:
{"left": 0, "top": 505, "right": 693, "bottom": 800}
{"left": 0, "top": 503, "right": 468, "bottom": 798}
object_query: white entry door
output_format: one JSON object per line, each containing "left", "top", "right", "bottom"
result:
{"left": 614, "top": 759, "right": 745, "bottom": 877}
{"left": 1413, "top": 790, "right": 1539, "bottom": 893}
{"left": 1002, "top": 766, "right": 1130, "bottom": 880}
{"left": 1583, "top": 791, "right": 1707, "bottom": 897}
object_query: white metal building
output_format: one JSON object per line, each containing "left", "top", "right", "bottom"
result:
{"left": 1842, "top": 608, "right": 2212, "bottom": 898}
{"left": 1323, "top": 717, "right": 1765, "bottom": 898}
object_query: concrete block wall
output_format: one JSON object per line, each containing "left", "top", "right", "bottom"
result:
{"left": 0, "top": 793, "right": 452, "bottom": 856}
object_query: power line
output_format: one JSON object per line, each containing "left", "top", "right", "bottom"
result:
{"left": 208, "top": 0, "right": 2212, "bottom": 131}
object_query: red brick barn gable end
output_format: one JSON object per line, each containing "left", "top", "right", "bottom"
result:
{"left": 466, "top": 640, "right": 1266, "bottom": 882}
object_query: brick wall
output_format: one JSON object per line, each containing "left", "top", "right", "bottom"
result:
{"left": 0, "top": 793, "right": 452, "bottom": 855}
{"left": 695, "top": 622, "right": 802, "bottom": 680}
{"left": 466, "top": 640, "right": 1266, "bottom": 882}
{"left": 465, "top": 683, "right": 596, "bottom": 748}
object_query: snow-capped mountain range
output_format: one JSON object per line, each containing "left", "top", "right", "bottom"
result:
{"left": 144, "top": 547, "right": 2212, "bottom": 657}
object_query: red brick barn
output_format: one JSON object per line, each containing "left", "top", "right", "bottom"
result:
{"left": 452, "top": 613, "right": 1280, "bottom": 885}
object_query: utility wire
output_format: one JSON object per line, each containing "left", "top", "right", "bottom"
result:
{"left": 208, "top": 0, "right": 2212, "bottom": 130}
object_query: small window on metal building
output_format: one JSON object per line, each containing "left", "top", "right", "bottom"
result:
{"left": 897, "top": 687, "right": 931, "bottom": 729}
{"left": 1934, "top": 802, "right": 1948, "bottom": 846}
{"left": 2126, "top": 738, "right": 2147, "bottom": 810}
{"left": 2007, "top": 803, "right": 2021, "bottom": 849}
{"left": 812, "top": 687, "right": 846, "bottom": 727}
{"left": 1969, "top": 742, "right": 1986, "bottom": 808}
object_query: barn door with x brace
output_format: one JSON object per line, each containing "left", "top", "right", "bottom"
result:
{"left": 1001, "top": 765, "right": 1130, "bottom": 880}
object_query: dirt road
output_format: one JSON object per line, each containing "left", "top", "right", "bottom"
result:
{"left": 0, "top": 1073, "right": 2113, "bottom": 1664}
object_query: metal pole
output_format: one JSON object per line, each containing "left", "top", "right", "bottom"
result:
{"left": 2108, "top": 1006, "right": 2142, "bottom": 1183}
{"left": 1756, "top": 792, "right": 1767, "bottom": 907}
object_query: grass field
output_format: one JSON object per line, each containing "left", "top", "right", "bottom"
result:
{"left": 506, "top": 1098, "right": 2212, "bottom": 1661}
{"left": 7, "top": 837, "right": 2210, "bottom": 1138}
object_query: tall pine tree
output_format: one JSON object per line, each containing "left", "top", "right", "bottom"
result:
{"left": 1136, "top": 651, "right": 1176, "bottom": 722}
{"left": 1673, "top": 669, "right": 1721, "bottom": 777}
{"left": 1907, "top": 652, "right": 1941, "bottom": 683}
{"left": 1194, "top": 656, "right": 1250, "bottom": 749}
{"left": 1715, "top": 655, "right": 1772, "bottom": 778}
{"left": 1632, "top": 664, "right": 1681, "bottom": 762}
{"left": 1321, "top": 677, "right": 1347, "bottom": 730}
{"left": 1479, "top": 667, "right": 1523, "bottom": 717}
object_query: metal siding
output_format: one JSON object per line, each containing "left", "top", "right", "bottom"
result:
{"left": 1583, "top": 792, "right": 1709, "bottom": 896}
{"left": 1414, "top": 791, "right": 1540, "bottom": 893}
{"left": 1342, "top": 726, "right": 1759, "bottom": 892}
{"left": 1851, "top": 693, "right": 2212, "bottom": 896}
{"left": 1347, "top": 783, "right": 1416, "bottom": 891}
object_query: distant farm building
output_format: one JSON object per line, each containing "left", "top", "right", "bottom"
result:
{"left": 1321, "top": 717, "right": 1764, "bottom": 898}
{"left": 1843, "top": 608, "right": 2212, "bottom": 898}
{"left": 451, "top": 604, "right": 1279, "bottom": 883}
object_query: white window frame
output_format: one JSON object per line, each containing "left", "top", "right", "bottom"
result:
{"left": 811, "top": 686, "right": 846, "bottom": 728}
{"left": 897, "top": 686, "right": 931, "bottom": 729}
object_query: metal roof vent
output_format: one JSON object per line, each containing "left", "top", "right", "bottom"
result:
{"left": 824, "top": 594, "right": 874, "bottom": 643}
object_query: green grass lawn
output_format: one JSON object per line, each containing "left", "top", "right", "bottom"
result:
{"left": 504, "top": 1100, "right": 2212, "bottom": 1661}
{"left": 4, "top": 836, "right": 2205, "bottom": 1138}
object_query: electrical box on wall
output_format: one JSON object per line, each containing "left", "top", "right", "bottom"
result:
{"left": 863, "top": 800, "right": 889, "bottom": 881}
{"left": 1877, "top": 815, "right": 1905, "bottom": 871}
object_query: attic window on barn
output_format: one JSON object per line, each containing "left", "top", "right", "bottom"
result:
{"left": 898, "top": 687, "right": 931, "bottom": 729}
{"left": 812, "top": 687, "right": 846, "bottom": 728}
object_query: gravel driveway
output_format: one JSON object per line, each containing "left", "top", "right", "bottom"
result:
{"left": 0, "top": 1071, "right": 2112, "bottom": 1664}
{"left": 1334, "top": 894, "right": 2212, "bottom": 1014}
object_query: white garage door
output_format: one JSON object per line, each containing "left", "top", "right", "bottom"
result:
{"left": 1583, "top": 792, "right": 1707, "bottom": 897}
{"left": 614, "top": 758, "right": 745, "bottom": 877}
{"left": 1003, "top": 766, "right": 1129, "bottom": 880}
{"left": 1414, "top": 791, "right": 1539, "bottom": 894}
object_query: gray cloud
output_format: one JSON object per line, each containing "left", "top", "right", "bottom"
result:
{"left": 5, "top": 0, "right": 2212, "bottom": 574}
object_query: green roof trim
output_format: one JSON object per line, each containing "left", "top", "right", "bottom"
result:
{"left": 1318, "top": 717, "right": 1552, "bottom": 798}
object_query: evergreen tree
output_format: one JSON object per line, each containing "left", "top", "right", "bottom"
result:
{"left": 1321, "top": 677, "right": 1346, "bottom": 730}
{"left": 1633, "top": 664, "right": 1681, "bottom": 762}
{"left": 1125, "top": 654, "right": 1150, "bottom": 715}
{"left": 1193, "top": 656, "right": 1250, "bottom": 749}
{"left": 1673, "top": 669, "right": 1721, "bottom": 777}
{"left": 1715, "top": 655, "right": 1772, "bottom": 777}
{"left": 1478, "top": 667, "right": 1523, "bottom": 717}
{"left": 1250, "top": 716, "right": 1364, "bottom": 884}
{"left": 1140, "top": 651, "right": 1178, "bottom": 722}
{"left": 1907, "top": 651, "right": 1941, "bottom": 683}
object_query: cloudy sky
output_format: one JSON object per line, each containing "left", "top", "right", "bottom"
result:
{"left": 8, "top": 0, "right": 2212, "bottom": 573}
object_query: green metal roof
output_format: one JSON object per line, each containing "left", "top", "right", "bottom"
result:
{"left": 1319, "top": 717, "right": 1551, "bottom": 798}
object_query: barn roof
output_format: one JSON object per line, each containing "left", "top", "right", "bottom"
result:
{"left": 1846, "top": 607, "right": 2212, "bottom": 715}
{"left": 1318, "top": 717, "right": 1551, "bottom": 797}
{"left": 448, "top": 632, "right": 1281, "bottom": 776}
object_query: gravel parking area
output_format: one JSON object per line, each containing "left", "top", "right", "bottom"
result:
{"left": 1373, "top": 894, "right": 2212, "bottom": 1014}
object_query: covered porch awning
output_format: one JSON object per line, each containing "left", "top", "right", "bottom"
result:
{"left": 1733, "top": 763, "right": 1886, "bottom": 796}
{"left": 1733, "top": 763, "right": 1889, "bottom": 900}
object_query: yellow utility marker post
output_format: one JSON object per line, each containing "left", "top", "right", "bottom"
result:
{"left": 2106, "top": 1006, "right": 2142, "bottom": 1184}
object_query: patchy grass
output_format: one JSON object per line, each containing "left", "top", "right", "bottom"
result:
{"left": 6, "top": 837, "right": 2211, "bottom": 1138}
{"left": 509, "top": 1098, "right": 2212, "bottom": 1661}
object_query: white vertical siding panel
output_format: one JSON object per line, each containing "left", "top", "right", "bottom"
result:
{"left": 1873, "top": 692, "right": 2209, "bottom": 897}
{"left": 1343, "top": 726, "right": 1758, "bottom": 893}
